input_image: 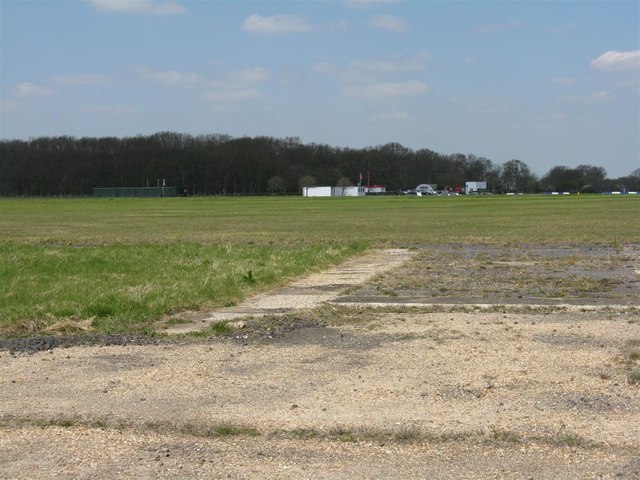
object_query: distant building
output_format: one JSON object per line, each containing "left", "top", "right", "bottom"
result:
{"left": 465, "top": 181, "right": 487, "bottom": 195}
{"left": 365, "top": 185, "right": 386, "bottom": 194}
{"left": 302, "top": 186, "right": 366, "bottom": 197}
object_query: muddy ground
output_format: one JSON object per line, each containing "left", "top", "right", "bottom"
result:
{"left": 1, "top": 244, "right": 639, "bottom": 479}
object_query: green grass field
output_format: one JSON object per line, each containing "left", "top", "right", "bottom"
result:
{"left": 1, "top": 195, "right": 638, "bottom": 335}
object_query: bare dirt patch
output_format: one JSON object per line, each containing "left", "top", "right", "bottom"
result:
{"left": 1, "top": 244, "right": 639, "bottom": 479}
{"left": 345, "top": 243, "right": 640, "bottom": 306}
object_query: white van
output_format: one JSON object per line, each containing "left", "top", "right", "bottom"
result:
{"left": 415, "top": 184, "right": 436, "bottom": 195}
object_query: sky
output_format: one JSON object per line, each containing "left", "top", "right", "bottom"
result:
{"left": 1, "top": 0, "right": 639, "bottom": 178}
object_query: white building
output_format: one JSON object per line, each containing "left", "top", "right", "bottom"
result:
{"left": 303, "top": 186, "right": 366, "bottom": 197}
{"left": 365, "top": 185, "right": 386, "bottom": 194}
{"left": 465, "top": 181, "right": 487, "bottom": 194}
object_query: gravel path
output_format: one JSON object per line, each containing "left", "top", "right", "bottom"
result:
{"left": 1, "top": 244, "right": 639, "bottom": 479}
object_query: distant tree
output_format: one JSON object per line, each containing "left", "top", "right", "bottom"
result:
{"left": 298, "top": 175, "right": 317, "bottom": 192}
{"left": 5, "top": 133, "right": 617, "bottom": 197}
{"left": 541, "top": 164, "right": 607, "bottom": 192}
{"left": 501, "top": 159, "right": 535, "bottom": 192}
{"left": 267, "top": 175, "right": 285, "bottom": 195}
{"left": 575, "top": 164, "right": 606, "bottom": 192}
{"left": 541, "top": 166, "right": 577, "bottom": 191}
{"left": 485, "top": 164, "right": 502, "bottom": 193}
{"left": 336, "top": 176, "right": 352, "bottom": 187}
{"left": 336, "top": 176, "right": 352, "bottom": 196}
{"left": 631, "top": 168, "right": 640, "bottom": 178}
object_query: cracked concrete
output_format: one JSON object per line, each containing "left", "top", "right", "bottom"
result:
{"left": 164, "top": 248, "right": 415, "bottom": 334}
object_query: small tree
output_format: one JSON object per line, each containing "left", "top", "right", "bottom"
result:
{"left": 336, "top": 176, "right": 352, "bottom": 196}
{"left": 336, "top": 176, "right": 352, "bottom": 188}
{"left": 298, "top": 175, "right": 317, "bottom": 192}
{"left": 267, "top": 175, "right": 285, "bottom": 195}
{"left": 501, "top": 159, "right": 535, "bottom": 193}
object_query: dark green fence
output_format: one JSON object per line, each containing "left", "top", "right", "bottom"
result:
{"left": 93, "top": 187, "right": 179, "bottom": 198}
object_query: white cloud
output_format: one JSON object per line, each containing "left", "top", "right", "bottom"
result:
{"left": 133, "top": 65, "right": 269, "bottom": 103}
{"left": 477, "top": 20, "right": 522, "bottom": 34}
{"left": 452, "top": 97, "right": 519, "bottom": 116}
{"left": 609, "top": 78, "right": 640, "bottom": 90}
{"left": 136, "top": 68, "right": 204, "bottom": 87}
{"left": 590, "top": 90, "right": 612, "bottom": 102}
{"left": 203, "top": 67, "right": 270, "bottom": 103}
{"left": 550, "top": 77, "right": 580, "bottom": 86}
{"left": 202, "top": 89, "right": 261, "bottom": 103}
{"left": 312, "top": 53, "right": 428, "bottom": 83}
{"left": 590, "top": 50, "right": 640, "bottom": 72}
{"left": 328, "top": 20, "right": 348, "bottom": 30}
{"left": 1, "top": 100, "right": 20, "bottom": 113}
{"left": 51, "top": 73, "right": 111, "bottom": 86}
{"left": 344, "top": 0, "right": 401, "bottom": 8}
{"left": 371, "top": 14, "right": 407, "bottom": 33}
{"left": 547, "top": 22, "right": 580, "bottom": 34}
{"left": 342, "top": 80, "right": 427, "bottom": 98}
{"left": 12, "top": 82, "right": 55, "bottom": 98}
{"left": 364, "top": 52, "right": 428, "bottom": 72}
{"left": 371, "top": 111, "right": 413, "bottom": 123}
{"left": 135, "top": 66, "right": 270, "bottom": 90}
{"left": 242, "top": 14, "right": 311, "bottom": 35}
{"left": 311, "top": 63, "right": 335, "bottom": 76}
{"left": 228, "top": 67, "right": 270, "bottom": 85}
{"left": 82, "top": 104, "right": 141, "bottom": 116}
{"left": 87, "top": 0, "right": 185, "bottom": 15}
{"left": 207, "top": 67, "right": 270, "bottom": 89}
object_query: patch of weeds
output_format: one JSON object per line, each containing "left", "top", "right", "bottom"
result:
{"left": 341, "top": 285, "right": 361, "bottom": 295}
{"left": 381, "top": 289, "right": 399, "bottom": 297}
{"left": 241, "top": 270, "right": 256, "bottom": 284}
{"left": 330, "top": 427, "right": 357, "bottom": 443}
{"left": 619, "top": 344, "right": 640, "bottom": 385}
{"left": 212, "top": 425, "right": 260, "bottom": 437}
{"left": 93, "top": 419, "right": 107, "bottom": 429}
{"left": 85, "top": 303, "right": 116, "bottom": 318}
{"left": 597, "top": 371, "right": 612, "bottom": 380}
{"left": 393, "top": 425, "right": 423, "bottom": 443}
{"left": 32, "top": 417, "right": 79, "bottom": 428}
{"left": 486, "top": 305, "right": 508, "bottom": 313}
{"left": 489, "top": 429, "right": 522, "bottom": 444}
{"left": 56, "top": 419, "right": 76, "bottom": 428}
{"left": 43, "top": 318, "right": 93, "bottom": 335}
{"left": 171, "top": 422, "right": 260, "bottom": 438}
{"left": 136, "top": 326, "right": 160, "bottom": 337}
{"left": 627, "top": 370, "right": 640, "bottom": 385}
{"left": 286, "top": 428, "right": 319, "bottom": 440}
{"left": 163, "top": 317, "right": 190, "bottom": 327}
{"left": 210, "top": 322, "right": 232, "bottom": 335}
{"left": 396, "top": 334, "right": 415, "bottom": 341}
{"left": 34, "top": 419, "right": 48, "bottom": 428}
{"left": 552, "top": 433, "right": 585, "bottom": 447}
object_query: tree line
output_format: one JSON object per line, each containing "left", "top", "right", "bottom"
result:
{"left": 0, "top": 132, "right": 637, "bottom": 196}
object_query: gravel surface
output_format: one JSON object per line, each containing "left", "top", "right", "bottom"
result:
{"left": 1, "top": 244, "right": 639, "bottom": 479}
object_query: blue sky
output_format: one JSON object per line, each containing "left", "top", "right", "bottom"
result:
{"left": 1, "top": 0, "right": 638, "bottom": 178}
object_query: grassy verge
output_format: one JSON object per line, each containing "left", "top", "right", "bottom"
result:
{"left": 1, "top": 195, "right": 638, "bottom": 245}
{"left": 0, "top": 242, "right": 364, "bottom": 335}
{"left": 0, "top": 195, "right": 637, "bottom": 336}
